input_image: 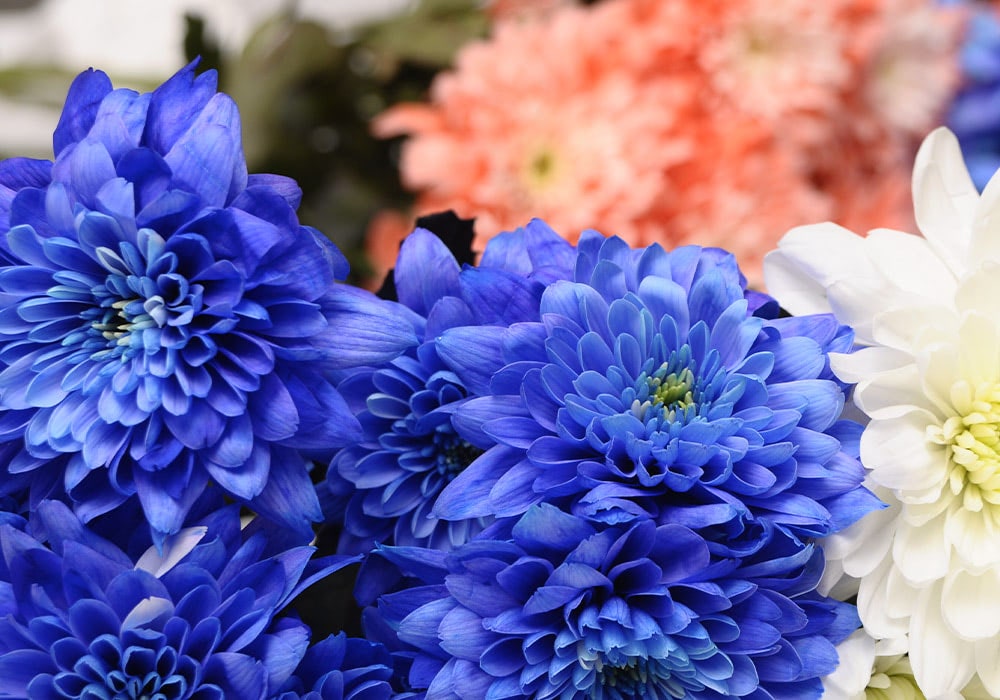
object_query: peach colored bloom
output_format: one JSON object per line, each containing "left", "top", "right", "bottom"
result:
{"left": 485, "top": 0, "right": 572, "bottom": 22}
{"left": 374, "top": 0, "right": 962, "bottom": 287}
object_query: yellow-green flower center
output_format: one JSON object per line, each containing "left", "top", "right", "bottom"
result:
{"left": 521, "top": 144, "right": 563, "bottom": 195}
{"left": 864, "top": 655, "right": 924, "bottom": 700}
{"left": 649, "top": 366, "right": 696, "bottom": 418}
{"left": 926, "top": 380, "right": 1000, "bottom": 512}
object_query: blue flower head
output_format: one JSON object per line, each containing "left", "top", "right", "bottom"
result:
{"left": 0, "top": 62, "right": 417, "bottom": 540}
{"left": 328, "top": 219, "right": 575, "bottom": 553}
{"left": 0, "top": 500, "right": 360, "bottom": 699}
{"left": 364, "top": 503, "right": 859, "bottom": 699}
{"left": 433, "top": 229, "right": 879, "bottom": 541}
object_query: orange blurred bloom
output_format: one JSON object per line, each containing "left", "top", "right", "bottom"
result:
{"left": 374, "top": 0, "right": 963, "bottom": 287}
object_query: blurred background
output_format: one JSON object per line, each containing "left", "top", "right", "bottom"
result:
{"left": 0, "top": 0, "right": 996, "bottom": 289}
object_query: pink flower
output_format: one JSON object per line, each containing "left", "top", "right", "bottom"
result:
{"left": 485, "top": 0, "right": 573, "bottom": 22}
{"left": 375, "top": 0, "right": 962, "bottom": 287}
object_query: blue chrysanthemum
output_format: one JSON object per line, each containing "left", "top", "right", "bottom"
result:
{"left": 0, "top": 500, "right": 359, "bottom": 699}
{"left": 433, "top": 230, "right": 879, "bottom": 539}
{"left": 329, "top": 220, "right": 574, "bottom": 553}
{"left": 363, "top": 503, "right": 858, "bottom": 699}
{"left": 276, "top": 632, "right": 396, "bottom": 700}
{"left": 0, "top": 62, "right": 416, "bottom": 539}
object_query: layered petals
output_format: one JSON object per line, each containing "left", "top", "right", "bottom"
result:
{"left": 364, "top": 503, "right": 858, "bottom": 699}
{"left": 328, "top": 221, "right": 574, "bottom": 554}
{"left": 435, "top": 231, "right": 876, "bottom": 544}
{"left": 0, "top": 500, "right": 358, "bottom": 700}
{"left": 766, "top": 127, "right": 1000, "bottom": 694}
{"left": 0, "top": 61, "right": 415, "bottom": 540}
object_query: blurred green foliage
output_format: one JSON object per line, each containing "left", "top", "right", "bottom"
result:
{"left": 192, "top": 0, "right": 489, "bottom": 284}
{"left": 0, "top": 1, "right": 487, "bottom": 286}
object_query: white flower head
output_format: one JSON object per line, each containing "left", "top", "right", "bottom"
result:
{"left": 823, "top": 632, "right": 917, "bottom": 700}
{"left": 764, "top": 127, "right": 1000, "bottom": 698}
{"left": 823, "top": 631, "right": 991, "bottom": 700}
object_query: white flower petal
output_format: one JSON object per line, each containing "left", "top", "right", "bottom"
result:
{"left": 908, "top": 582, "right": 976, "bottom": 697}
{"left": 892, "top": 513, "right": 950, "bottom": 585}
{"left": 134, "top": 525, "right": 208, "bottom": 577}
{"left": 863, "top": 227, "right": 958, "bottom": 300}
{"left": 827, "top": 276, "right": 900, "bottom": 346}
{"left": 873, "top": 635, "right": 908, "bottom": 657}
{"left": 861, "top": 410, "right": 947, "bottom": 493}
{"left": 872, "top": 305, "right": 956, "bottom": 354}
{"left": 833, "top": 487, "right": 899, "bottom": 580}
{"left": 911, "top": 127, "right": 977, "bottom": 276}
{"left": 764, "top": 222, "right": 875, "bottom": 316}
{"left": 857, "top": 557, "right": 910, "bottom": 640}
{"left": 884, "top": 563, "right": 921, "bottom": 622}
{"left": 957, "top": 312, "right": 1000, "bottom": 387}
{"left": 975, "top": 634, "right": 1000, "bottom": 698}
{"left": 944, "top": 506, "right": 1000, "bottom": 571}
{"left": 822, "top": 629, "right": 876, "bottom": 699}
{"left": 829, "top": 346, "right": 912, "bottom": 386}
{"left": 969, "top": 155, "right": 1000, "bottom": 267}
{"left": 955, "top": 263, "right": 1000, "bottom": 320}
{"left": 853, "top": 364, "right": 938, "bottom": 420}
{"left": 941, "top": 568, "right": 1000, "bottom": 640}
{"left": 121, "top": 596, "right": 173, "bottom": 630}
{"left": 761, "top": 248, "right": 836, "bottom": 316}
{"left": 918, "top": 346, "right": 965, "bottom": 417}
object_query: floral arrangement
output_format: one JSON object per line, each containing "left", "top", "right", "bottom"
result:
{"left": 1, "top": 3, "right": 1000, "bottom": 697}
{"left": 370, "top": 0, "right": 963, "bottom": 286}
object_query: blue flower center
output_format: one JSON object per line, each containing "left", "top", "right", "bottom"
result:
{"left": 53, "top": 636, "right": 192, "bottom": 700}
{"left": 432, "top": 429, "right": 483, "bottom": 477}
{"left": 82, "top": 238, "right": 203, "bottom": 363}
{"left": 625, "top": 344, "right": 728, "bottom": 432}
{"left": 645, "top": 365, "right": 696, "bottom": 421}
{"left": 591, "top": 657, "right": 687, "bottom": 700}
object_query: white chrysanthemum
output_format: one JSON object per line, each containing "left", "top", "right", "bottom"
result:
{"left": 824, "top": 631, "right": 991, "bottom": 700}
{"left": 764, "top": 128, "right": 1000, "bottom": 697}
{"left": 823, "top": 632, "right": 917, "bottom": 700}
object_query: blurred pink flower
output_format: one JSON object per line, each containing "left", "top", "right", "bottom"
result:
{"left": 485, "top": 0, "right": 573, "bottom": 22}
{"left": 375, "top": 0, "right": 962, "bottom": 287}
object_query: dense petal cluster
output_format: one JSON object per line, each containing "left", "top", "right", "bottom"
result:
{"left": 330, "top": 220, "right": 575, "bottom": 553}
{"left": 276, "top": 633, "right": 395, "bottom": 700}
{"left": 764, "top": 127, "right": 1000, "bottom": 696}
{"left": 372, "top": 0, "right": 961, "bottom": 284}
{"left": 0, "top": 500, "right": 358, "bottom": 700}
{"left": 365, "top": 503, "right": 859, "bottom": 699}
{"left": 349, "top": 226, "right": 877, "bottom": 699}
{"left": 0, "top": 62, "right": 416, "bottom": 540}
{"left": 433, "top": 230, "right": 877, "bottom": 542}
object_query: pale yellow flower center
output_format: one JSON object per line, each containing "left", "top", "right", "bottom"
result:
{"left": 926, "top": 381, "right": 1000, "bottom": 512}
{"left": 631, "top": 363, "right": 696, "bottom": 423}
{"left": 865, "top": 655, "right": 924, "bottom": 700}
{"left": 522, "top": 145, "right": 562, "bottom": 194}
{"left": 650, "top": 366, "right": 695, "bottom": 414}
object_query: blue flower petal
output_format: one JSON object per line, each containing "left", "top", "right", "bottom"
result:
{"left": 394, "top": 228, "right": 460, "bottom": 317}
{"left": 52, "top": 69, "right": 114, "bottom": 156}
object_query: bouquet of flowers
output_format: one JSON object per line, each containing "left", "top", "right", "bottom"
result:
{"left": 0, "top": 3, "right": 998, "bottom": 697}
